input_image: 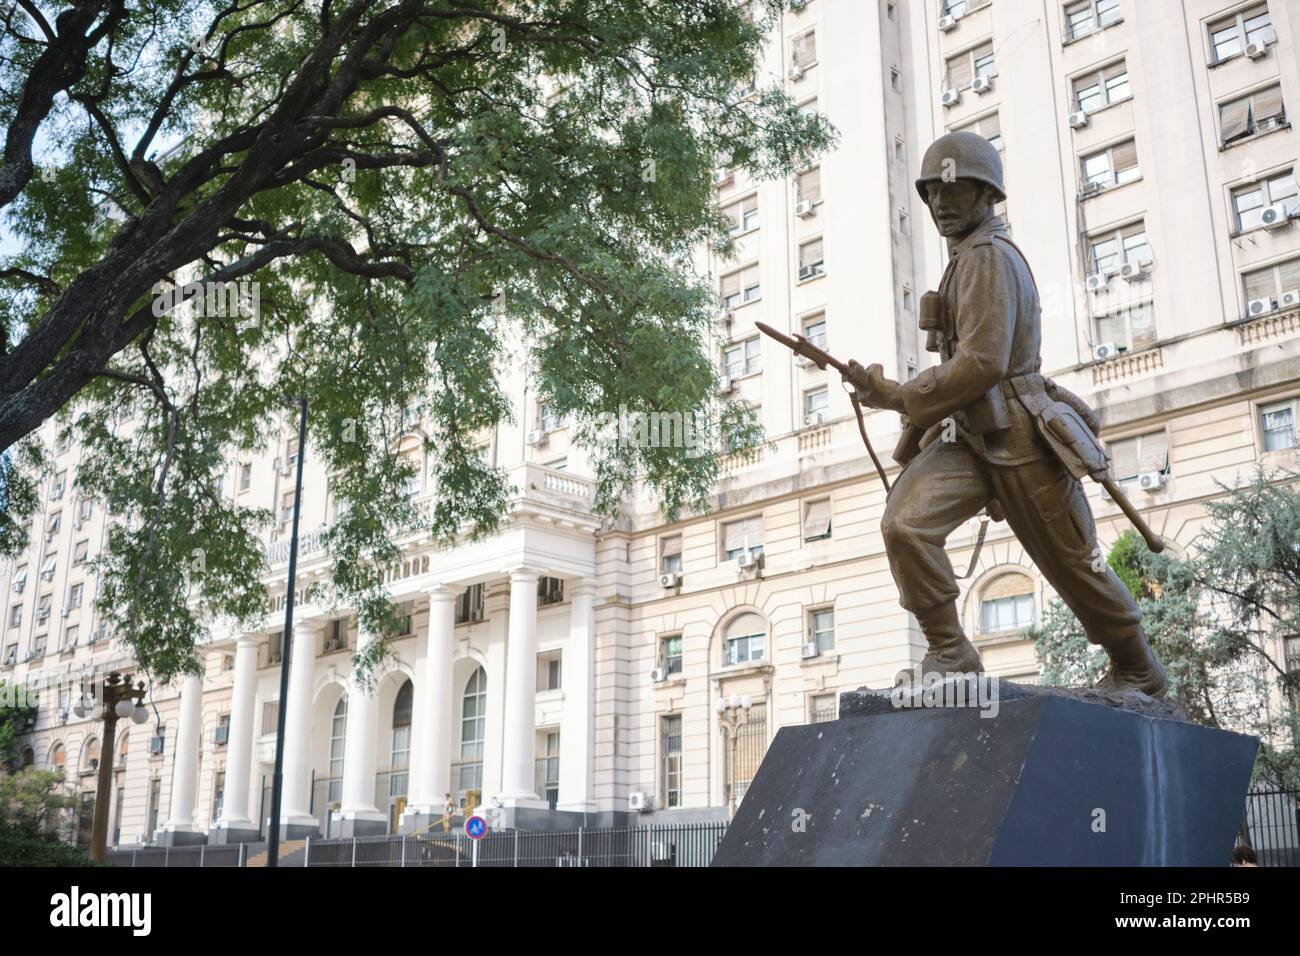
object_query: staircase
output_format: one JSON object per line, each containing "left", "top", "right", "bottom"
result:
{"left": 243, "top": 839, "right": 308, "bottom": 867}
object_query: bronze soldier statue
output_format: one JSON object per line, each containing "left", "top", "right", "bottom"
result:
{"left": 846, "top": 131, "right": 1168, "bottom": 697}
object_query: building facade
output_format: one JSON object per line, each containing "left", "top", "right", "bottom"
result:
{"left": 3, "top": 0, "right": 1300, "bottom": 846}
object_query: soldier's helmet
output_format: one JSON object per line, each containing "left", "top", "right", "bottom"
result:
{"left": 915, "top": 131, "right": 1006, "bottom": 204}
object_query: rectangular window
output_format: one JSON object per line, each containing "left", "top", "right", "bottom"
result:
{"left": 1209, "top": 4, "right": 1273, "bottom": 64}
{"left": 980, "top": 593, "right": 1035, "bottom": 633}
{"left": 537, "top": 649, "right": 562, "bottom": 692}
{"left": 802, "top": 498, "right": 832, "bottom": 542}
{"left": 660, "top": 634, "right": 683, "bottom": 675}
{"left": 1082, "top": 139, "right": 1139, "bottom": 190}
{"left": 238, "top": 462, "right": 252, "bottom": 492}
{"left": 1088, "top": 221, "right": 1150, "bottom": 275}
{"left": 62, "top": 624, "right": 79, "bottom": 650}
{"left": 810, "top": 692, "right": 837, "bottom": 724}
{"left": 537, "top": 576, "right": 565, "bottom": 607}
{"left": 796, "top": 167, "right": 822, "bottom": 206}
{"left": 1065, "top": 0, "right": 1121, "bottom": 41}
{"left": 809, "top": 608, "right": 835, "bottom": 652}
{"left": 73, "top": 539, "right": 89, "bottom": 565}
{"left": 279, "top": 491, "right": 296, "bottom": 529}
{"left": 266, "top": 631, "right": 283, "bottom": 666}
{"left": 798, "top": 238, "right": 825, "bottom": 280}
{"left": 791, "top": 28, "right": 817, "bottom": 70}
{"left": 1094, "top": 301, "right": 1156, "bottom": 352}
{"left": 945, "top": 41, "right": 994, "bottom": 91}
{"left": 1233, "top": 171, "right": 1299, "bottom": 232}
{"left": 9, "top": 605, "right": 20, "bottom": 627}
{"left": 803, "top": 387, "right": 829, "bottom": 421}
{"left": 661, "top": 715, "right": 683, "bottom": 808}
{"left": 660, "top": 535, "right": 683, "bottom": 574}
{"left": 3, "top": 644, "right": 15, "bottom": 666}
{"left": 721, "top": 515, "right": 764, "bottom": 562}
{"left": 1108, "top": 430, "right": 1170, "bottom": 482}
{"left": 36, "top": 594, "right": 51, "bottom": 625}
{"left": 1220, "top": 85, "right": 1286, "bottom": 144}
{"left": 1243, "top": 257, "right": 1300, "bottom": 309}
{"left": 802, "top": 313, "right": 827, "bottom": 349}
{"left": 50, "top": 471, "right": 66, "bottom": 499}
{"left": 538, "top": 402, "right": 565, "bottom": 433}
{"left": 455, "top": 583, "right": 485, "bottom": 624}
{"left": 1261, "top": 399, "right": 1298, "bottom": 452}
{"left": 722, "top": 337, "right": 762, "bottom": 378}
{"left": 262, "top": 700, "right": 281, "bottom": 736}
{"left": 719, "top": 264, "right": 761, "bottom": 309}
{"left": 68, "top": 582, "right": 83, "bottom": 609}
{"left": 1073, "top": 60, "right": 1129, "bottom": 112}
{"left": 722, "top": 194, "right": 759, "bottom": 234}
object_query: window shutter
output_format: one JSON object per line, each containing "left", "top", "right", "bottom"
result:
{"left": 723, "top": 521, "right": 744, "bottom": 554}
{"left": 793, "top": 31, "right": 816, "bottom": 68}
{"left": 983, "top": 574, "right": 1033, "bottom": 602}
{"left": 1254, "top": 85, "right": 1284, "bottom": 122}
{"left": 1138, "top": 432, "right": 1170, "bottom": 473}
{"left": 1220, "top": 97, "right": 1252, "bottom": 141}
{"left": 945, "top": 54, "right": 972, "bottom": 90}
{"left": 1244, "top": 267, "right": 1275, "bottom": 302}
{"left": 803, "top": 499, "right": 831, "bottom": 539}
{"left": 720, "top": 272, "right": 740, "bottom": 300}
{"left": 1111, "top": 139, "right": 1138, "bottom": 171}
{"left": 1110, "top": 438, "right": 1139, "bottom": 480}
{"left": 800, "top": 238, "right": 824, "bottom": 268}
{"left": 798, "top": 169, "right": 822, "bottom": 204}
{"left": 1128, "top": 303, "right": 1157, "bottom": 350}
{"left": 1278, "top": 259, "right": 1300, "bottom": 295}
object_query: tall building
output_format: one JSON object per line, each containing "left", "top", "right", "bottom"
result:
{"left": 2, "top": 0, "right": 1298, "bottom": 847}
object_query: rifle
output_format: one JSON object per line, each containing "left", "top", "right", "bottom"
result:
{"left": 755, "top": 321, "right": 891, "bottom": 492}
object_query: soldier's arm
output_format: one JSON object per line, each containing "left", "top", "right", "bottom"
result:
{"left": 892, "top": 245, "right": 1014, "bottom": 429}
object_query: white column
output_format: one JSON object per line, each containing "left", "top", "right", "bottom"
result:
{"left": 161, "top": 673, "right": 202, "bottom": 833}
{"left": 279, "top": 625, "right": 317, "bottom": 825}
{"left": 216, "top": 636, "right": 258, "bottom": 830}
{"left": 406, "top": 585, "right": 459, "bottom": 817}
{"left": 558, "top": 580, "right": 597, "bottom": 812}
{"left": 499, "top": 569, "right": 541, "bottom": 803}
{"left": 338, "top": 634, "right": 384, "bottom": 824}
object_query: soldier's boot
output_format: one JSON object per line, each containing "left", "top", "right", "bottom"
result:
{"left": 916, "top": 601, "right": 984, "bottom": 675}
{"left": 1094, "top": 627, "right": 1168, "bottom": 698}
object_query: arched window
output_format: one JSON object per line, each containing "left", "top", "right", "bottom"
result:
{"left": 978, "top": 573, "right": 1036, "bottom": 634}
{"left": 48, "top": 742, "right": 65, "bottom": 772}
{"left": 460, "top": 667, "right": 486, "bottom": 760}
{"left": 20, "top": 747, "right": 34, "bottom": 768}
{"left": 82, "top": 737, "right": 101, "bottom": 773}
{"left": 723, "top": 612, "right": 766, "bottom": 666}
{"left": 390, "top": 680, "right": 413, "bottom": 798}
{"left": 327, "top": 696, "right": 347, "bottom": 804}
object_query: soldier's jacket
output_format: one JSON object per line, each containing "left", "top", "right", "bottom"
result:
{"left": 893, "top": 214, "right": 1051, "bottom": 467}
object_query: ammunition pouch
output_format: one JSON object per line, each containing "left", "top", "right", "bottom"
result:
{"left": 1005, "top": 373, "right": 1110, "bottom": 482}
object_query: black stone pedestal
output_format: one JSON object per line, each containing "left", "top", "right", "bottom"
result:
{"left": 711, "top": 687, "right": 1257, "bottom": 866}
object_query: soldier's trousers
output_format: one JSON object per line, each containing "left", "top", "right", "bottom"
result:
{"left": 881, "top": 437, "right": 1141, "bottom": 643}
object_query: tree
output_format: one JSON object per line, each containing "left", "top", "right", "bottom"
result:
{"left": 1032, "top": 471, "right": 1300, "bottom": 787}
{"left": 0, "top": 1, "right": 833, "bottom": 680}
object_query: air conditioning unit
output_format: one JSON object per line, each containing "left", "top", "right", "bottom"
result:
{"left": 659, "top": 572, "right": 681, "bottom": 589}
{"left": 526, "top": 429, "right": 546, "bottom": 446}
{"left": 650, "top": 666, "right": 667, "bottom": 684}
{"left": 1068, "top": 110, "right": 1089, "bottom": 129}
{"left": 803, "top": 412, "right": 826, "bottom": 427}
{"left": 941, "top": 88, "right": 962, "bottom": 108}
{"left": 795, "top": 353, "right": 814, "bottom": 367}
{"left": 1085, "top": 272, "right": 1109, "bottom": 293}
{"left": 798, "top": 264, "right": 822, "bottom": 281}
{"left": 938, "top": 15, "right": 958, "bottom": 32}
{"left": 717, "top": 376, "right": 736, "bottom": 395}
{"left": 628, "top": 791, "right": 653, "bottom": 812}
{"left": 971, "top": 76, "right": 993, "bottom": 95}
{"left": 737, "top": 550, "right": 761, "bottom": 571}
{"left": 1261, "top": 204, "right": 1291, "bottom": 229}
{"left": 1280, "top": 290, "right": 1300, "bottom": 309}
{"left": 323, "top": 637, "right": 343, "bottom": 653}
{"left": 788, "top": 63, "right": 805, "bottom": 81}
{"left": 1120, "top": 261, "right": 1150, "bottom": 282}
{"left": 1137, "top": 471, "right": 1166, "bottom": 492}
{"left": 801, "top": 641, "right": 820, "bottom": 660}
{"left": 1080, "top": 180, "right": 1104, "bottom": 197}
{"left": 1093, "top": 342, "right": 1121, "bottom": 361}
{"left": 794, "top": 199, "right": 816, "bottom": 218}
{"left": 716, "top": 308, "right": 734, "bottom": 327}
{"left": 1245, "top": 40, "right": 1268, "bottom": 59}
{"left": 149, "top": 736, "right": 165, "bottom": 756}
{"left": 1248, "top": 297, "right": 1278, "bottom": 317}
{"left": 713, "top": 168, "right": 734, "bottom": 187}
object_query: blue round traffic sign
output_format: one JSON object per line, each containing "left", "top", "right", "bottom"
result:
{"left": 466, "top": 814, "right": 487, "bottom": 839}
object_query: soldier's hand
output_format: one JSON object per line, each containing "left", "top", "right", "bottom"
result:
{"left": 847, "top": 360, "right": 903, "bottom": 412}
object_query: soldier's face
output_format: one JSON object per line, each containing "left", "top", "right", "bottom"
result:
{"left": 925, "top": 180, "right": 993, "bottom": 239}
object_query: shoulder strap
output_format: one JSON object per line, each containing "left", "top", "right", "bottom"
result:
{"left": 991, "top": 233, "right": 1039, "bottom": 291}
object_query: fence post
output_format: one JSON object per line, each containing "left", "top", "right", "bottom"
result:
{"left": 514, "top": 829, "right": 519, "bottom": 868}
{"left": 132, "top": 849, "right": 138, "bottom": 867}
{"left": 164, "top": 846, "right": 170, "bottom": 867}
{"left": 455, "top": 832, "right": 460, "bottom": 867}
{"left": 239, "top": 842, "right": 246, "bottom": 867}
{"left": 199, "top": 845, "right": 205, "bottom": 868}
{"left": 400, "top": 834, "right": 407, "bottom": 868}
{"left": 578, "top": 827, "right": 583, "bottom": 867}
{"left": 303, "top": 836, "right": 311, "bottom": 867}
{"left": 352, "top": 837, "right": 358, "bottom": 868}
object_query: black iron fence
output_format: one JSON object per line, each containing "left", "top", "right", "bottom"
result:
{"left": 106, "top": 822, "right": 728, "bottom": 868}
{"left": 1241, "top": 787, "right": 1299, "bottom": 867}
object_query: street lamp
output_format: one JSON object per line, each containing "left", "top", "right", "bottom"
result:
{"left": 715, "top": 693, "right": 753, "bottom": 818}
{"left": 73, "top": 671, "right": 148, "bottom": 863}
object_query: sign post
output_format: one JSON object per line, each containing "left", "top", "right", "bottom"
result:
{"left": 466, "top": 813, "right": 487, "bottom": 868}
